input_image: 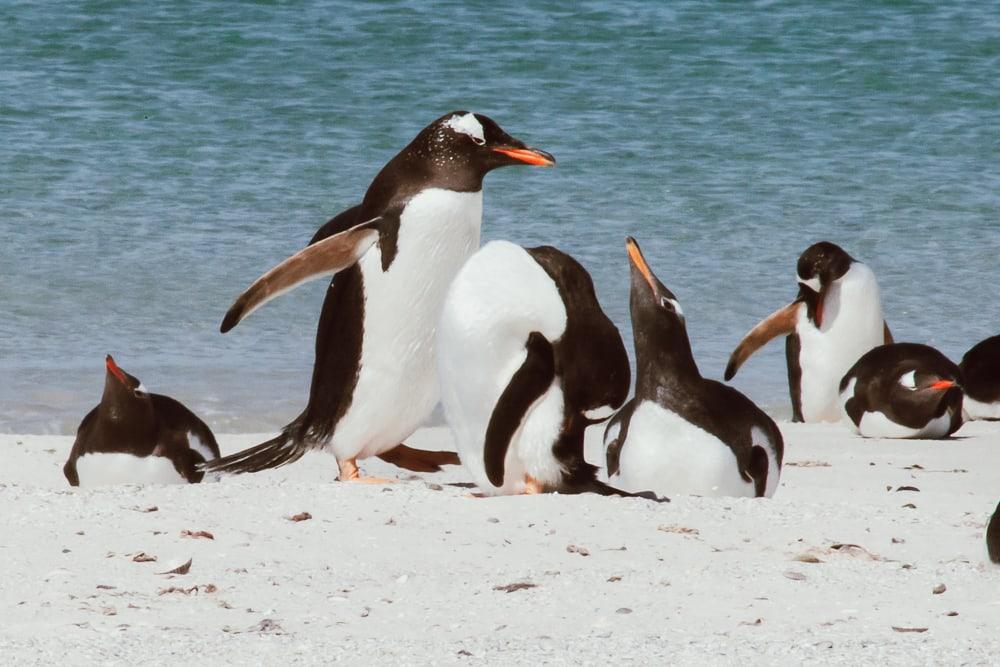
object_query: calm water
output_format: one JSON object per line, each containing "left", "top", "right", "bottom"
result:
{"left": 2, "top": 1, "right": 998, "bottom": 434}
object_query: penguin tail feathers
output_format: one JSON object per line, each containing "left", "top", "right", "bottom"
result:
{"left": 560, "top": 463, "right": 669, "bottom": 502}
{"left": 198, "top": 429, "right": 307, "bottom": 475}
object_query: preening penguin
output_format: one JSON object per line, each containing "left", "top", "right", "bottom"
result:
{"left": 437, "top": 240, "right": 643, "bottom": 497}
{"left": 202, "top": 112, "right": 554, "bottom": 483}
{"left": 725, "top": 241, "right": 892, "bottom": 423}
{"left": 959, "top": 334, "right": 1000, "bottom": 421}
{"left": 838, "top": 343, "right": 964, "bottom": 439}
{"left": 604, "top": 238, "right": 783, "bottom": 498}
{"left": 63, "top": 356, "right": 221, "bottom": 487}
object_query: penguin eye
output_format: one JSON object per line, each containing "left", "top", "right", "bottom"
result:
{"left": 659, "top": 296, "right": 673, "bottom": 311}
{"left": 471, "top": 136, "right": 485, "bottom": 146}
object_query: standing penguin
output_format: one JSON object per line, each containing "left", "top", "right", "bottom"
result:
{"left": 838, "top": 343, "right": 964, "bottom": 439}
{"left": 604, "top": 238, "right": 783, "bottom": 498}
{"left": 64, "top": 356, "right": 220, "bottom": 487}
{"left": 959, "top": 334, "right": 1000, "bottom": 421}
{"left": 202, "top": 112, "right": 554, "bottom": 482}
{"left": 724, "top": 241, "right": 892, "bottom": 423}
{"left": 437, "top": 240, "right": 640, "bottom": 497}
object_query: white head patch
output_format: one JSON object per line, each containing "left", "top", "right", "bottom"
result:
{"left": 444, "top": 113, "right": 485, "bottom": 144}
{"left": 797, "top": 275, "right": 822, "bottom": 292}
{"left": 898, "top": 370, "right": 916, "bottom": 390}
{"left": 667, "top": 297, "right": 684, "bottom": 317}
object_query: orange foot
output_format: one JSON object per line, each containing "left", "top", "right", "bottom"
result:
{"left": 377, "top": 444, "right": 460, "bottom": 472}
{"left": 523, "top": 475, "right": 545, "bottom": 495}
{"left": 338, "top": 458, "right": 396, "bottom": 485}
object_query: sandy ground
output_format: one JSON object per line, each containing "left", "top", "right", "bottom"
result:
{"left": 1, "top": 421, "right": 999, "bottom": 666}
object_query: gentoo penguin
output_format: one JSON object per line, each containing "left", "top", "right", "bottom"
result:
{"left": 437, "top": 240, "right": 643, "bottom": 497}
{"left": 838, "top": 343, "right": 964, "bottom": 439}
{"left": 959, "top": 335, "right": 1000, "bottom": 420}
{"left": 604, "top": 238, "right": 784, "bottom": 498}
{"left": 724, "top": 241, "right": 892, "bottom": 423}
{"left": 987, "top": 500, "right": 1000, "bottom": 564}
{"left": 202, "top": 112, "right": 554, "bottom": 483}
{"left": 63, "top": 356, "right": 221, "bottom": 486}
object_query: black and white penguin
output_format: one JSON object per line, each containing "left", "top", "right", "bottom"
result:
{"left": 604, "top": 238, "right": 784, "bottom": 498}
{"left": 437, "top": 240, "right": 643, "bottom": 497}
{"left": 725, "top": 241, "right": 892, "bottom": 423}
{"left": 202, "top": 112, "right": 554, "bottom": 483}
{"left": 63, "top": 356, "right": 221, "bottom": 486}
{"left": 987, "top": 500, "right": 1000, "bottom": 564}
{"left": 838, "top": 343, "right": 964, "bottom": 439}
{"left": 959, "top": 334, "right": 1000, "bottom": 421}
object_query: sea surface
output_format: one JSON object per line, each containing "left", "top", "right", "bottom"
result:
{"left": 2, "top": 1, "right": 998, "bottom": 434}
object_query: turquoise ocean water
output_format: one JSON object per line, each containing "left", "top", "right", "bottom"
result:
{"left": 2, "top": 1, "right": 998, "bottom": 434}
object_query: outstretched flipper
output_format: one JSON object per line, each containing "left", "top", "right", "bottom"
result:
{"left": 483, "top": 332, "right": 556, "bottom": 488}
{"left": 220, "top": 216, "right": 384, "bottom": 333}
{"left": 725, "top": 301, "right": 802, "bottom": 380}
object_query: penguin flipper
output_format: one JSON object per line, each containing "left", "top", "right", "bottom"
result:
{"left": 483, "top": 332, "right": 556, "bottom": 488}
{"left": 220, "top": 216, "right": 384, "bottom": 333}
{"left": 725, "top": 300, "right": 802, "bottom": 380}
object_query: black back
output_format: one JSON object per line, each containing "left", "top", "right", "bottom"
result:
{"left": 960, "top": 334, "right": 1000, "bottom": 404}
{"left": 840, "top": 343, "right": 963, "bottom": 434}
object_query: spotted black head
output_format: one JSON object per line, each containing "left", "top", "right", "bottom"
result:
{"left": 385, "top": 111, "right": 555, "bottom": 194}
{"left": 626, "top": 237, "right": 699, "bottom": 384}
{"left": 795, "top": 241, "right": 855, "bottom": 328}
{"left": 101, "top": 355, "right": 153, "bottom": 422}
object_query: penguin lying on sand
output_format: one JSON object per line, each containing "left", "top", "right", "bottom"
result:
{"left": 605, "top": 238, "right": 783, "bottom": 498}
{"left": 838, "top": 343, "right": 964, "bottom": 439}
{"left": 959, "top": 334, "right": 1000, "bottom": 421}
{"left": 64, "top": 356, "right": 220, "bottom": 486}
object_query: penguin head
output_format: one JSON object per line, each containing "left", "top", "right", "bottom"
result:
{"left": 420, "top": 111, "right": 555, "bottom": 175}
{"left": 627, "top": 236, "right": 685, "bottom": 332}
{"left": 101, "top": 355, "right": 153, "bottom": 421}
{"left": 887, "top": 344, "right": 964, "bottom": 421}
{"left": 795, "top": 242, "right": 854, "bottom": 328}
{"left": 626, "top": 237, "right": 698, "bottom": 380}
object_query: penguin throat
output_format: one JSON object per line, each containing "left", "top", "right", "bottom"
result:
{"left": 634, "top": 326, "right": 700, "bottom": 386}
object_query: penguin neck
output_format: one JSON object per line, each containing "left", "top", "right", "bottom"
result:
{"left": 99, "top": 380, "right": 154, "bottom": 435}
{"left": 634, "top": 322, "right": 701, "bottom": 391}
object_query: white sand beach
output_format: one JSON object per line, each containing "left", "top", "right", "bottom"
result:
{"left": 2, "top": 421, "right": 999, "bottom": 665}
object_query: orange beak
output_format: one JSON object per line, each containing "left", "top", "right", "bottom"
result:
{"left": 930, "top": 379, "right": 956, "bottom": 390}
{"left": 106, "top": 355, "right": 127, "bottom": 385}
{"left": 492, "top": 147, "right": 556, "bottom": 167}
{"left": 626, "top": 237, "right": 658, "bottom": 293}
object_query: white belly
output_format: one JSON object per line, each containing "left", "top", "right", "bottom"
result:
{"left": 75, "top": 453, "right": 188, "bottom": 487}
{"left": 437, "top": 241, "right": 568, "bottom": 495}
{"left": 611, "top": 401, "right": 755, "bottom": 498}
{"left": 855, "top": 409, "right": 953, "bottom": 439}
{"left": 329, "top": 188, "right": 483, "bottom": 461}
{"left": 963, "top": 396, "right": 1000, "bottom": 421}
{"left": 798, "top": 263, "right": 885, "bottom": 422}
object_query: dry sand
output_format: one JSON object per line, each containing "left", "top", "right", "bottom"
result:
{"left": 1, "top": 421, "right": 999, "bottom": 665}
